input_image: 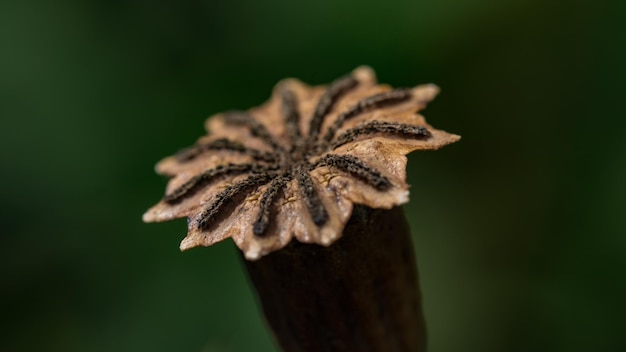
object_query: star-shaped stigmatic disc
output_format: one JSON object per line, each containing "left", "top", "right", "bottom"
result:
{"left": 143, "top": 66, "right": 460, "bottom": 260}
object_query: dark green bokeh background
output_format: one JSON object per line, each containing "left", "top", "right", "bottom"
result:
{"left": 2, "top": 0, "right": 624, "bottom": 351}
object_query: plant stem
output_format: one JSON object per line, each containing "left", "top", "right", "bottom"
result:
{"left": 242, "top": 206, "right": 426, "bottom": 352}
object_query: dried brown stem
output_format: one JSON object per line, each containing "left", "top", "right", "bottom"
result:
{"left": 242, "top": 206, "right": 426, "bottom": 352}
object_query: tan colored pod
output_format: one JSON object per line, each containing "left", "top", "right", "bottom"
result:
{"left": 143, "top": 66, "right": 459, "bottom": 351}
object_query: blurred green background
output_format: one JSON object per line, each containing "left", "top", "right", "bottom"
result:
{"left": 1, "top": 0, "right": 624, "bottom": 351}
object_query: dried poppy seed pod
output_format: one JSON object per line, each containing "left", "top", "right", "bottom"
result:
{"left": 244, "top": 205, "right": 425, "bottom": 352}
{"left": 143, "top": 67, "right": 459, "bottom": 351}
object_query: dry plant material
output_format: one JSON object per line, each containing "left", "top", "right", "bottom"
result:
{"left": 143, "top": 66, "right": 459, "bottom": 259}
{"left": 143, "top": 66, "right": 459, "bottom": 352}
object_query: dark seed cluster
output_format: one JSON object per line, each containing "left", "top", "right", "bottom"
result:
{"left": 162, "top": 74, "right": 433, "bottom": 236}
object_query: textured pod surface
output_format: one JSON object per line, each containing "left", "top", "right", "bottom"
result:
{"left": 243, "top": 206, "right": 425, "bottom": 352}
{"left": 143, "top": 66, "right": 459, "bottom": 260}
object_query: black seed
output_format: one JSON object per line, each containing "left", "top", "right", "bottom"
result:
{"left": 176, "top": 138, "right": 277, "bottom": 163}
{"left": 164, "top": 163, "right": 273, "bottom": 204}
{"left": 322, "top": 89, "right": 413, "bottom": 144}
{"left": 308, "top": 75, "right": 359, "bottom": 141}
{"left": 331, "top": 121, "right": 431, "bottom": 150}
{"left": 315, "top": 154, "right": 392, "bottom": 191}
{"left": 253, "top": 175, "right": 292, "bottom": 236}
{"left": 223, "top": 111, "right": 285, "bottom": 152}
{"left": 297, "top": 170, "right": 328, "bottom": 226}
{"left": 281, "top": 87, "right": 302, "bottom": 149}
{"left": 198, "top": 173, "right": 275, "bottom": 230}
